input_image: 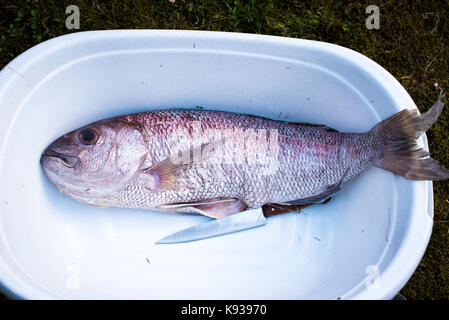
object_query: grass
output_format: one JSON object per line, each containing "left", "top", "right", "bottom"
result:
{"left": 0, "top": 0, "right": 448, "bottom": 299}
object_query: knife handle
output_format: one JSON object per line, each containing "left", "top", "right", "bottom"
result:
{"left": 262, "top": 204, "right": 304, "bottom": 217}
{"left": 262, "top": 198, "right": 331, "bottom": 217}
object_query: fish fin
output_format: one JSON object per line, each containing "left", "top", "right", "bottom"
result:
{"left": 141, "top": 156, "right": 188, "bottom": 190}
{"left": 288, "top": 121, "right": 338, "bottom": 132}
{"left": 228, "top": 111, "right": 339, "bottom": 132}
{"left": 159, "top": 198, "right": 247, "bottom": 218}
{"left": 263, "top": 198, "right": 331, "bottom": 217}
{"left": 371, "top": 89, "right": 449, "bottom": 181}
{"left": 89, "top": 203, "right": 109, "bottom": 208}
{"left": 287, "top": 187, "right": 337, "bottom": 206}
{"left": 141, "top": 139, "right": 224, "bottom": 190}
{"left": 286, "top": 170, "right": 348, "bottom": 206}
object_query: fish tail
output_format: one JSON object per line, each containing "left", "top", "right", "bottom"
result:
{"left": 370, "top": 89, "right": 449, "bottom": 180}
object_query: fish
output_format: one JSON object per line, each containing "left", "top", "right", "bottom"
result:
{"left": 40, "top": 91, "right": 449, "bottom": 218}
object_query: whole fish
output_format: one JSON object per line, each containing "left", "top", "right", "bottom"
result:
{"left": 41, "top": 92, "right": 449, "bottom": 218}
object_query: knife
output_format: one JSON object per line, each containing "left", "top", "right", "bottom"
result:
{"left": 154, "top": 204, "right": 306, "bottom": 244}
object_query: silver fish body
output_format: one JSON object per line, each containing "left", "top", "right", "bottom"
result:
{"left": 41, "top": 92, "right": 448, "bottom": 218}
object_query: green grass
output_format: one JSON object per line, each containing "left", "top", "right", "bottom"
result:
{"left": 1, "top": 0, "right": 448, "bottom": 299}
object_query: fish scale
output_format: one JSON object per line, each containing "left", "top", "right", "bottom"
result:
{"left": 108, "top": 110, "right": 375, "bottom": 209}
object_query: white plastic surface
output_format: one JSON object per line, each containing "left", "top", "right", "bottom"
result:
{"left": 0, "top": 30, "right": 433, "bottom": 299}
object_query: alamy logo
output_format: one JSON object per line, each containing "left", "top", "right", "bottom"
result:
{"left": 66, "top": 263, "right": 80, "bottom": 290}
{"left": 366, "top": 5, "right": 380, "bottom": 30}
{"left": 66, "top": 5, "right": 80, "bottom": 30}
{"left": 365, "top": 265, "right": 381, "bottom": 290}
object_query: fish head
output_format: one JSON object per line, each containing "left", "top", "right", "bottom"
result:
{"left": 40, "top": 118, "right": 148, "bottom": 204}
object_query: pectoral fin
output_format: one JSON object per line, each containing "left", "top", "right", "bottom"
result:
{"left": 141, "top": 139, "right": 223, "bottom": 191}
{"left": 158, "top": 198, "right": 247, "bottom": 218}
{"left": 141, "top": 155, "right": 189, "bottom": 191}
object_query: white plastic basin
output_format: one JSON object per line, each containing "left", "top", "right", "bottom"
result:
{"left": 0, "top": 30, "right": 433, "bottom": 299}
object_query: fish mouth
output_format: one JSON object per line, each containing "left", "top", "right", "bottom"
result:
{"left": 42, "top": 149, "right": 80, "bottom": 169}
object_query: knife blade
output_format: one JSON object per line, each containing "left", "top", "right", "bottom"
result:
{"left": 155, "top": 207, "right": 267, "bottom": 244}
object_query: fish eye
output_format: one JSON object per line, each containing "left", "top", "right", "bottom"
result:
{"left": 78, "top": 128, "right": 99, "bottom": 146}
